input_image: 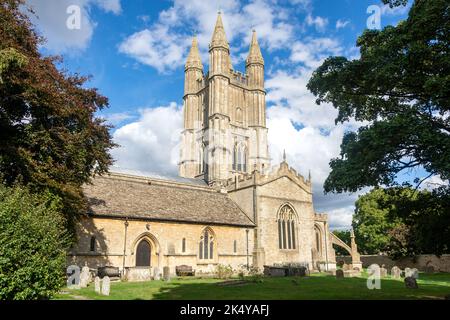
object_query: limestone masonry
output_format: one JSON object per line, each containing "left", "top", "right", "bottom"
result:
{"left": 69, "top": 13, "right": 360, "bottom": 280}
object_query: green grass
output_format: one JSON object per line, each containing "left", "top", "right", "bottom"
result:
{"left": 54, "top": 272, "right": 450, "bottom": 300}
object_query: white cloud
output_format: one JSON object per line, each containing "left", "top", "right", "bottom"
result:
{"left": 118, "top": 0, "right": 295, "bottom": 73}
{"left": 25, "top": 0, "right": 122, "bottom": 53}
{"left": 100, "top": 112, "right": 135, "bottom": 126}
{"left": 111, "top": 103, "right": 183, "bottom": 177}
{"left": 336, "top": 19, "right": 350, "bottom": 30}
{"left": 289, "top": 37, "right": 343, "bottom": 69}
{"left": 380, "top": 3, "right": 411, "bottom": 16}
{"left": 305, "top": 14, "right": 328, "bottom": 32}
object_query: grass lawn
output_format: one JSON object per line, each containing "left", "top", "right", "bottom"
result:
{"left": 54, "top": 272, "right": 450, "bottom": 300}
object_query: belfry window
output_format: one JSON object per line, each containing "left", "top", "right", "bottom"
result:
{"left": 277, "top": 204, "right": 297, "bottom": 250}
{"left": 199, "top": 228, "right": 214, "bottom": 260}
{"left": 233, "top": 143, "right": 247, "bottom": 172}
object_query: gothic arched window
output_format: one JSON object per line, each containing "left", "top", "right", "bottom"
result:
{"left": 199, "top": 228, "right": 214, "bottom": 260}
{"left": 233, "top": 143, "right": 247, "bottom": 172}
{"left": 277, "top": 204, "right": 297, "bottom": 250}
{"left": 315, "top": 226, "right": 322, "bottom": 256}
{"left": 90, "top": 236, "right": 96, "bottom": 252}
{"left": 182, "top": 238, "right": 186, "bottom": 253}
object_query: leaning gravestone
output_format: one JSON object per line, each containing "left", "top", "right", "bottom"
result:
{"left": 404, "top": 276, "right": 418, "bottom": 289}
{"left": 94, "top": 276, "right": 101, "bottom": 294}
{"left": 391, "top": 266, "right": 401, "bottom": 279}
{"left": 163, "top": 266, "right": 171, "bottom": 282}
{"left": 79, "top": 264, "right": 90, "bottom": 288}
{"left": 101, "top": 276, "right": 110, "bottom": 296}
{"left": 153, "top": 267, "right": 161, "bottom": 280}
{"left": 336, "top": 269, "right": 344, "bottom": 279}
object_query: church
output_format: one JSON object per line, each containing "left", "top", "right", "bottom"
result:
{"left": 69, "top": 13, "right": 354, "bottom": 281}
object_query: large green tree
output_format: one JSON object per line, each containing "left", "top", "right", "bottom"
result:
{"left": 0, "top": 0, "right": 115, "bottom": 232}
{"left": 307, "top": 0, "right": 449, "bottom": 193}
{"left": 307, "top": 0, "right": 449, "bottom": 255}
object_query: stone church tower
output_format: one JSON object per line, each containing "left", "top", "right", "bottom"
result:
{"left": 179, "top": 13, "right": 270, "bottom": 186}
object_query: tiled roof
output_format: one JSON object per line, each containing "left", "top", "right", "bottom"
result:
{"left": 83, "top": 172, "right": 255, "bottom": 227}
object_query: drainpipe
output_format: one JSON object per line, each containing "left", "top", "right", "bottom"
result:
{"left": 246, "top": 229, "right": 249, "bottom": 270}
{"left": 324, "top": 222, "right": 329, "bottom": 271}
{"left": 122, "top": 219, "right": 129, "bottom": 277}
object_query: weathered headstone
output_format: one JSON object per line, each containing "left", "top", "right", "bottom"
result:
{"left": 79, "top": 264, "right": 90, "bottom": 288}
{"left": 411, "top": 268, "right": 419, "bottom": 279}
{"left": 404, "top": 276, "right": 418, "bottom": 289}
{"left": 336, "top": 269, "right": 344, "bottom": 279}
{"left": 163, "top": 266, "right": 171, "bottom": 281}
{"left": 391, "top": 266, "right": 401, "bottom": 279}
{"left": 342, "top": 263, "right": 350, "bottom": 271}
{"left": 405, "top": 267, "right": 413, "bottom": 278}
{"left": 94, "top": 276, "right": 101, "bottom": 294}
{"left": 380, "top": 267, "right": 388, "bottom": 277}
{"left": 425, "top": 265, "right": 435, "bottom": 274}
{"left": 101, "top": 276, "right": 110, "bottom": 296}
{"left": 153, "top": 267, "right": 161, "bottom": 281}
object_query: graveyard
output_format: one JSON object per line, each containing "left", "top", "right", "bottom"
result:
{"left": 56, "top": 271, "right": 450, "bottom": 300}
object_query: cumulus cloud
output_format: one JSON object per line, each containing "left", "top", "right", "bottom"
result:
{"left": 111, "top": 103, "right": 183, "bottom": 177}
{"left": 118, "top": 0, "right": 295, "bottom": 73}
{"left": 336, "top": 19, "right": 350, "bottom": 30}
{"left": 305, "top": 14, "right": 328, "bottom": 32}
{"left": 25, "top": 0, "right": 122, "bottom": 53}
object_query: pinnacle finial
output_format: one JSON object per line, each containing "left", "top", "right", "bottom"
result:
{"left": 308, "top": 169, "right": 312, "bottom": 182}
{"left": 246, "top": 29, "right": 264, "bottom": 65}
{"left": 186, "top": 35, "right": 203, "bottom": 69}
{"left": 283, "top": 149, "right": 286, "bottom": 162}
{"left": 210, "top": 12, "right": 229, "bottom": 49}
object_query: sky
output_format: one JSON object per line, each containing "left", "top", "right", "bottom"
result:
{"left": 24, "top": 0, "right": 416, "bottom": 230}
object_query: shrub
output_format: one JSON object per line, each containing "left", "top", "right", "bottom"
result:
{"left": 0, "top": 184, "right": 70, "bottom": 300}
{"left": 215, "top": 264, "right": 234, "bottom": 279}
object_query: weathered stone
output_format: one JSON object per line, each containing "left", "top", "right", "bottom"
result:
{"left": 391, "top": 266, "right": 401, "bottom": 279}
{"left": 94, "top": 276, "right": 101, "bottom": 294}
{"left": 404, "top": 276, "right": 418, "bottom": 289}
{"left": 380, "top": 267, "right": 388, "bottom": 277}
{"left": 336, "top": 269, "right": 344, "bottom": 278}
{"left": 163, "top": 266, "right": 171, "bottom": 281}
{"left": 79, "top": 264, "right": 90, "bottom": 288}
{"left": 101, "top": 276, "right": 110, "bottom": 296}
{"left": 411, "top": 268, "right": 419, "bottom": 279}
{"left": 405, "top": 267, "right": 412, "bottom": 278}
{"left": 425, "top": 265, "right": 435, "bottom": 273}
{"left": 153, "top": 267, "right": 161, "bottom": 280}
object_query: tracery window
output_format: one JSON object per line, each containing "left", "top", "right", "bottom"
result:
{"left": 199, "top": 228, "right": 214, "bottom": 260}
{"left": 277, "top": 204, "right": 297, "bottom": 250}
{"left": 233, "top": 143, "right": 247, "bottom": 172}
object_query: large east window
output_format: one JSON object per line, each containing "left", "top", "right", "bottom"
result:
{"left": 277, "top": 204, "right": 297, "bottom": 250}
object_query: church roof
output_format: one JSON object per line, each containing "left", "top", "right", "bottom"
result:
{"left": 83, "top": 172, "right": 255, "bottom": 228}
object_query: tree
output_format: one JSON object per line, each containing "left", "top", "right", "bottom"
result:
{"left": 0, "top": 0, "right": 116, "bottom": 232}
{"left": 352, "top": 188, "right": 405, "bottom": 255}
{"left": 307, "top": 0, "right": 449, "bottom": 194}
{"left": 0, "top": 184, "right": 70, "bottom": 300}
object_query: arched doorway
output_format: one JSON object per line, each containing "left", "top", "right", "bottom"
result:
{"left": 136, "top": 239, "right": 151, "bottom": 267}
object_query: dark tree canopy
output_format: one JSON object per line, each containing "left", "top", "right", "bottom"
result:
{"left": 0, "top": 0, "right": 115, "bottom": 231}
{"left": 307, "top": 0, "right": 449, "bottom": 193}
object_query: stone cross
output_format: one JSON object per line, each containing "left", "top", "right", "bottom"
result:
{"left": 101, "top": 276, "right": 110, "bottom": 296}
{"left": 94, "top": 276, "right": 101, "bottom": 294}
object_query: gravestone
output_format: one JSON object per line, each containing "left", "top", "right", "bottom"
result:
{"left": 101, "top": 276, "right": 110, "bottom": 296}
{"left": 342, "top": 263, "right": 350, "bottom": 271}
{"left": 94, "top": 276, "right": 101, "bottom": 294}
{"left": 153, "top": 267, "right": 161, "bottom": 281}
{"left": 391, "top": 266, "right": 401, "bottom": 279}
{"left": 163, "top": 266, "right": 171, "bottom": 281}
{"left": 411, "top": 268, "right": 419, "bottom": 279}
{"left": 405, "top": 267, "right": 413, "bottom": 278}
{"left": 380, "top": 267, "right": 388, "bottom": 277}
{"left": 79, "top": 264, "right": 90, "bottom": 288}
{"left": 404, "top": 276, "right": 418, "bottom": 289}
{"left": 336, "top": 269, "right": 344, "bottom": 279}
{"left": 425, "top": 265, "right": 435, "bottom": 274}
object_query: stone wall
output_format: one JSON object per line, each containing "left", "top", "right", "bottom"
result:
{"left": 335, "top": 254, "right": 450, "bottom": 272}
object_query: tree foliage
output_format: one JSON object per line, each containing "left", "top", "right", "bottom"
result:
{"left": 0, "top": 0, "right": 116, "bottom": 232}
{"left": 307, "top": 0, "right": 449, "bottom": 193}
{"left": 0, "top": 184, "right": 70, "bottom": 300}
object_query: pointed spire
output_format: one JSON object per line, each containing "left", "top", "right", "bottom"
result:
{"left": 308, "top": 169, "right": 312, "bottom": 182}
{"left": 283, "top": 149, "right": 287, "bottom": 162}
{"left": 246, "top": 30, "right": 264, "bottom": 66}
{"left": 210, "top": 12, "right": 229, "bottom": 49}
{"left": 186, "top": 35, "right": 203, "bottom": 69}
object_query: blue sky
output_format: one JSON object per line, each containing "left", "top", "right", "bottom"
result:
{"left": 26, "top": 0, "right": 417, "bottom": 229}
